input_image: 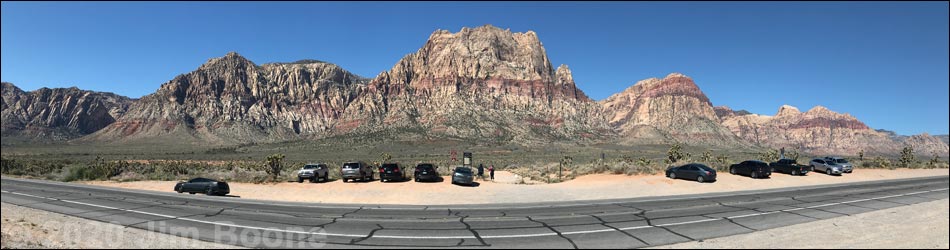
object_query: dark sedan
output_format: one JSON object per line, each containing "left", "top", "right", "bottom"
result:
{"left": 451, "top": 167, "right": 475, "bottom": 186}
{"left": 414, "top": 163, "right": 442, "bottom": 182}
{"left": 174, "top": 178, "right": 229, "bottom": 196}
{"left": 666, "top": 163, "right": 717, "bottom": 183}
{"left": 729, "top": 160, "right": 772, "bottom": 179}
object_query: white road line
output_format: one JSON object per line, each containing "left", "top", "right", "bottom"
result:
{"left": 1, "top": 188, "right": 946, "bottom": 240}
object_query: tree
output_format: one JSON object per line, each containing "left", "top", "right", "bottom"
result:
{"left": 667, "top": 143, "right": 685, "bottom": 165}
{"left": 760, "top": 149, "right": 779, "bottom": 163}
{"left": 899, "top": 147, "right": 915, "bottom": 168}
{"left": 264, "top": 154, "right": 286, "bottom": 181}
{"left": 700, "top": 150, "right": 713, "bottom": 163}
{"left": 858, "top": 150, "right": 865, "bottom": 161}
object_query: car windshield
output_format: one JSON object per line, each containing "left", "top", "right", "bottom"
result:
{"left": 343, "top": 163, "right": 361, "bottom": 169}
{"left": 834, "top": 159, "right": 849, "bottom": 164}
{"left": 303, "top": 165, "right": 318, "bottom": 170}
{"left": 417, "top": 164, "right": 434, "bottom": 171}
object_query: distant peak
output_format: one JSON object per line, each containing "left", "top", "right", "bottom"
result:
{"left": 201, "top": 51, "right": 254, "bottom": 69}
{"left": 665, "top": 72, "right": 690, "bottom": 79}
{"left": 807, "top": 105, "right": 831, "bottom": 113}
{"left": 776, "top": 105, "right": 801, "bottom": 116}
{"left": 556, "top": 64, "right": 570, "bottom": 71}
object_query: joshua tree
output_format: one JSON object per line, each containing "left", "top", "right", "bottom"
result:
{"left": 667, "top": 143, "right": 685, "bottom": 165}
{"left": 264, "top": 153, "right": 286, "bottom": 181}
{"left": 700, "top": 150, "right": 713, "bottom": 163}
{"left": 899, "top": 146, "right": 915, "bottom": 168}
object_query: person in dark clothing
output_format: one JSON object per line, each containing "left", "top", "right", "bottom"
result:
{"left": 477, "top": 164, "right": 484, "bottom": 180}
{"left": 489, "top": 165, "right": 495, "bottom": 181}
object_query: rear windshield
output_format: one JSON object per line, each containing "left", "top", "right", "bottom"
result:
{"left": 416, "top": 164, "right": 434, "bottom": 170}
{"left": 343, "top": 163, "right": 361, "bottom": 169}
{"left": 382, "top": 164, "right": 399, "bottom": 170}
{"left": 455, "top": 168, "right": 472, "bottom": 173}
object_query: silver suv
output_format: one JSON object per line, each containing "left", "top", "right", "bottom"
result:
{"left": 341, "top": 161, "right": 374, "bottom": 183}
{"left": 823, "top": 156, "right": 854, "bottom": 173}
{"left": 810, "top": 158, "right": 843, "bottom": 175}
{"left": 297, "top": 163, "right": 329, "bottom": 183}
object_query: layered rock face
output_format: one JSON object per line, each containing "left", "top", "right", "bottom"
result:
{"left": 87, "top": 53, "right": 368, "bottom": 144}
{"left": 718, "top": 105, "right": 949, "bottom": 156}
{"left": 599, "top": 73, "right": 747, "bottom": 146}
{"left": 336, "top": 25, "right": 611, "bottom": 143}
{"left": 1, "top": 82, "right": 132, "bottom": 140}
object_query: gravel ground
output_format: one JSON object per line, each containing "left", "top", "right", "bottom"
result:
{"left": 82, "top": 168, "right": 948, "bottom": 205}
{"left": 650, "top": 198, "right": 950, "bottom": 249}
{"left": 0, "top": 202, "right": 242, "bottom": 249}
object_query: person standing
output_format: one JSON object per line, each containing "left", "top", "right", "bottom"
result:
{"left": 489, "top": 165, "right": 495, "bottom": 181}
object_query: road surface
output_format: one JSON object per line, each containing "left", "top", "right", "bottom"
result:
{"left": 2, "top": 176, "right": 947, "bottom": 248}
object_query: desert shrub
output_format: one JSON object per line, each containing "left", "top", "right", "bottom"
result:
{"left": 759, "top": 149, "right": 779, "bottom": 163}
{"left": 666, "top": 144, "right": 685, "bottom": 165}
{"left": 262, "top": 154, "right": 286, "bottom": 182}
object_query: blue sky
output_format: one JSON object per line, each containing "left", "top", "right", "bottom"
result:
{"left": 2, "top": 2, "right": 948, "bottom": 135}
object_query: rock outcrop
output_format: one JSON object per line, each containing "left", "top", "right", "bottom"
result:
{"left": 1, "top": 82, "right": 132, "bottom": 140}
{"left": 600, "top": 73, "right": 748, "bottom": 146}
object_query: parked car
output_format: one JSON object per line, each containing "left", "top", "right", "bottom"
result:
{"left": 174, "top": 178, "right": 229, "bottom": 196}
{"left": 414, "top": 163, "right": 442, "bottom": 182}
{"left": 341, "top": 161, "right": 374, "bottom": 183}
{"left": 666, "top": 163, "right": 717, "bottom": 183}
{"left": 379, "top": 163, "right": 408, "bottom": 182}
{"left": 823, "top": 156, "right": 854, "bottom": 173}
{"left": 810, "top": 158, "right": 843, "bottom": 176}
{"left": 451, "top": 167, "right": 475, "bottom": 186}
{"left": 769, "top": 159, "right": 810, "bottom": 176}
{"left": 729, "top": 160, "right": 772, "bottom": 178}
{"left": 297, "top": 163, "right": 329, "bottom": 183}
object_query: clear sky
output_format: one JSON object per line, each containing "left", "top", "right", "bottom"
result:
{"left": 2, "top": 2, "right": 948, "bottom": 135}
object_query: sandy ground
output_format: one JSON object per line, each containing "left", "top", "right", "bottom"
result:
{"left": 81, "top": 168, "right": 949, "bottom": 205}
{"left": 650, "top": 198, "right": 950, "bottom": 249}
{"left": 0, "top": 202, "right": 241, "bottom": 249}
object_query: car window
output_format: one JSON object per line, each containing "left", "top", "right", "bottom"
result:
{"left": 835, "top": 159, "right": 849, "bottom": 164}
{"left": 382, "top": 164, "right": 399, "bottom": 170}
{"left": 417, "top": 164, "right": 434, "bottom": 171}
{"left": 697, "top": 165, "right": 714, "bottom": 171}
{"left": 189, "top": 178, "right": 212, "bottom": 183}
{"left": 814, "top": 159, "right": 824, "bottom": 164}
{"left": 456, "top": 168, "right": 472, "bottom": 174}
{"left": 343, "top": 163, "right": 361, "bottom": 169}
{"left": 686, "top": 165, "right": 698, "bottom": 171}
{"left": 303, "top": 165, "right": 318, "bottom": 170}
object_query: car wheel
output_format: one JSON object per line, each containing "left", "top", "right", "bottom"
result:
{"left": 730, "top": 168, "right": 737, "bottom": 175}
{"left": 297, "top": 177, "right": 304, "bottom": 183}
{"left": 751, "top": 172, "right": 758, "bottom": 179}
{"left": 206, "top": 187, "right": 215, "bottom": 196}
{"left": 792, "top": 170, "right": 799, "bottom": 176}
{"left": 343, "top": 178, "right": 348, "bottom": 183}
{"left": 670, "top": 173, "right": 677, "bottom": 180}
{"left": 189, "top": 192, "right": 195, "bottom": 195}
{"left": 697, "top": 176, "right": 704, "bottom": 183}
{"left": 826, "top": 169, "right": 833, "bottom": 175}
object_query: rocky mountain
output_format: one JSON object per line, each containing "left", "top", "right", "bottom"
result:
{"left": 718, "top": 105, "right": 949, "bottom": 156}
{"left": 1, "top": 82, "right": 132, "bottom": 140}
{"left": 600, "top": 73, "right": 748, "bottom": 147}
{"left": 86, "top": 53, "right": 369, "bottom": 144}
{"left": 938, "top": 135, "right": 949, "bottom": 145}
{"left": 336, "top": 25, "right": 611, "bottom": 144}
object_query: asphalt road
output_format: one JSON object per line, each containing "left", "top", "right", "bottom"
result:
{"left": 2, "top": 176, "right": 947, "bottom": 249}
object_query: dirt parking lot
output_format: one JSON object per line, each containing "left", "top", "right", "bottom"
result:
{"left": 81, "top": 168, "right": 949, "bottom": 205}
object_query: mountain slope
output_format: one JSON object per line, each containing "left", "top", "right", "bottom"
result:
{"left": 1, "top": 82, "right": 132, "bottom": 140}
{"left": 599, "top": 73, "right": 748, "bottom": 147}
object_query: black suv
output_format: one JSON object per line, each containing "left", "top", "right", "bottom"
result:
{"left": 729, "top": 160, "right": 772, "bottom": 179}
{"left": 414, "top": 163, "right": 441, "bottom": 182}
{"left": 379, "top": 163, "right": 408, "bottom": 182}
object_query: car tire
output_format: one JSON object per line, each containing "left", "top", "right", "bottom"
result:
{"left": 730, "top": 167, "right": 737, "bottom": 175}
{"left": 189, "top": 192, "right": 195, "bottom": 195}
{"left": 697, "top": 176, "right": 704, "bottom": 183}
{"left": 670, "top": 173, "right": 677, "bottom": 180}
{"left": 792, "top": 170, "right": 799, "bottom": 176}
{"left": 343, "top": 178, "right": 348, "bottom": 183}
{"left": 751, "top": 172, "right": 758, "bottom": 179}
{"left": 298, "top": 178, "right": 304, "bottom": 183}
{"left": 827, "top": 169, "right": 833, "bottom": 175}
{"left": 206, "top": 187, "right": 215, "bottom": 196}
